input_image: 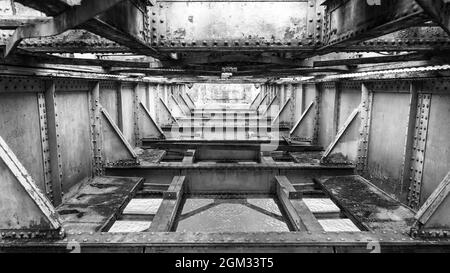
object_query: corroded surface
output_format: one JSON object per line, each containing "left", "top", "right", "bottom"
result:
{"left": 317, "top": 175, "right": 416, "bottom": 232}
{"left": 57, "top": 176, "right": 143, "bottom": 233}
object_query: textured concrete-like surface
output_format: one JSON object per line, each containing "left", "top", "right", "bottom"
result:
{"left": 303, "top": 199, "right": 341, "bottom": 214}
{"left": 108, "top": 221, "right": 152, "bottom": 233}
{"left": 317, "top": 175, "right": 416, "bottom": 232}
{"left": 176, "top": 197, "right": 289, "bottom": 233}
{"left": 123, "top": 199, "right": 163, "bottom": 215}
{"left": 319, "top": 219, "right": 360, "bottom": 232}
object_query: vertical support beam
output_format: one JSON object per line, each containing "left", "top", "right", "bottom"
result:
{"left": 116, "top": 82, "right": 124, "bottom": 132}
{"left": 312, "top": 83, "right": 321, "bottom": 145}
{"left": 164, "top": 84, "right": 170, "bottom": 104}
{"left": 145, "top": 83, "right": 150, "bottom": 111}
{"left": 44, "top": 81, "right": 63, "bottom": 204}
{"left": 155, "top": 84, "right": 162, "bottom": 125}
{"left": 89, "top": 82, "right": 104, "bottom": 177}
{"left": 333, "top": 82, "right": 341, "bottom": 135}
{"left": 401, "top": 82, "right": 419, "bottom": 203}
{"left": 356, "top": 83, "right": 373, "bottom": 176}
{"left": 37, "top": 93, "right": 54, "bottom": 204}
{"left": 292, "top": 84, "right": 304, "bottom": 123}
{"left": 408, "top": 92, "right": 432, "bottom": 209}
{"left": 287, "top": 84, "right": 295, "bottom": 126}
{"left": 133, "top": 83, "right": 141, "bottom": 147}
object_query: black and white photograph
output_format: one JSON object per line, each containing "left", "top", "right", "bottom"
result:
{"left": 0, "top": 0, "right": 450, "bottom": 263}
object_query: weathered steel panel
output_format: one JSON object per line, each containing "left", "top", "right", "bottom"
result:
{"left": 121, "top": 84, "right": 136, "bottom": 146}
{"left": 56, "top": 91, "right": 93, "bottom": 193}
{"left": 0, "top": 159, "right": 51, "bottom": 229}
{"left": 367, "top": 92, "right": 410, "bottom": 196}
{"left": 294, "top": 84, "right": 316, "bottom": 140}
{"left": 338, "top": 85, "right": 361, "bottom": 129}
{"left": 100, "top": 82, "right": 119, "bottom": 125}
{"left": 421, "top": 94, "right": 450, "bottom": 204}
{"left": 0, "top": 93, "right": 45, "bottom": 192}
{"left": 154, "top": 2, "right": 309, "bottom": 44}
{"left": 319, "top": 84, "right": 337, "bottom": 148}
{"left": 148, "top": 84, "right": 158, "bottom": 120}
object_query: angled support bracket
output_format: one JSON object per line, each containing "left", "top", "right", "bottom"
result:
{"left": 178, "top": 94, "right": 193, "bottom": 113}
{"left": 170, "top": 94, "right": 188, "bottom": 117}
{"left": 185, "top": 92, "right": 197, "bottom": 109}
{"left": 249, "top": 92, "right": 262, "bottom": 110}
{"left": 271, "top": 97, "right": 292, "bottom": 127}
{"left": 289, "top": 101, "right": 315, "bottom": 140}
{"left": 321, "top": 106, "right": 361, "bottom": 162}
{"left": 256, "top": 94, "right": 269, "bottom": 113}
{"left": 159, "top": 97, "right": 180, "bottom": 126}
{"left": 100, "top": 106, "right": 138, "bottom": 166}
{"left": 182, "top": 93, "right": 195, "bottom": 110}
{"left": 138, "top": 102, "right": 166, "bottom": 140}
{"left": 0, "top": 135, "right": 63, "bottom": 237}
{"left": 414, "top": 171, "right": 450, "bottom": 235}
{"left": 263, "top": 95, "right": 280, "bottom": 117}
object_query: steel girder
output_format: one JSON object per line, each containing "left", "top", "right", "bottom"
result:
{"left": 4, "top": 0, "right": 450, "bottom": 76}
{"left": 13, "top": 0, "right": 162, "bottom": 59}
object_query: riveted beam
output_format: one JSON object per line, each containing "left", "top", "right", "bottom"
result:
{"left": 356, "top": 83, "right": 373, "bottom": 175}
{"left": 0, "top": 16, "right": 51, "bottom": 30}
{"left": 15, "top": 0, "right": 163, "bottom": 59}
{"left": 408, "top": 93, "right": 432, "bottom": 209}
{"left": 5, "top": 0, "right": 126, "bottom": 57}
{"left": 314, "top": 53, "right": 432, "bottom": 67}
{"left": 43, "top": 81, "right": 64, "bottom": 204}
{"left": 401, "top": 82, "right": 420, "bottom": 204}
{"left": 320, "top": 0, "right": 428, "bottom": 52}
{"left": 89, "top": 82, "right": 104, "bottom": 176}
{"left": 37, "top": 93, "right": 54, "bottom": 204}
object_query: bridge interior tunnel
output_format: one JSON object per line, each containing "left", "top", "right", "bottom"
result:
{"left": 0, "top": 0, "right": 450, "bottom": 253}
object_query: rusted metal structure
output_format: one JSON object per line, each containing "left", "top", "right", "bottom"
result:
{"left": 0, "top": 0, "right": 450, "bottom": 253}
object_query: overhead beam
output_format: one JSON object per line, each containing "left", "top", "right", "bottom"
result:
{"left": 0, "top": 16, "right": 52, "bottom": 30}
{"left": 314, "top": 53, "right": 431, "bottom": 67}
{"left": 15, "top": 0, "right": 163, "bottom": 59}
{"left": 320, "top": 0, "right": 429, "bottom": 52}
{"left": 5, "top": 0, "right": 126, "bottom": 57}
{"left": 15, "top": 50, "right": 156, "bottom": 68}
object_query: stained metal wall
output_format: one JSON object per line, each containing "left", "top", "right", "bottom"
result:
{"left": 100, "top": 82, "right": 119, "bottom": 125}
{"left": 421, "top": 94, "right": 450, "bottom": 203}
{"left": 319, "top": 83, "right": 338, "bottom": 148}
{"left": 121, "top": 83, "right": 136, "bottom": 146}
{"left": 153, "top": 1, "right": 309, "bottom": 44}
{"left": 0, "top": 92, "right": 45, "bottom": 192}
{"left": 367, "top": 92, "right": 411, "bottom": 196}
{"left": 0, "top": 76, "right": 168, "bottom": 206}
{"left": 55, "top": 91, "right": 93, "bottom": 194}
